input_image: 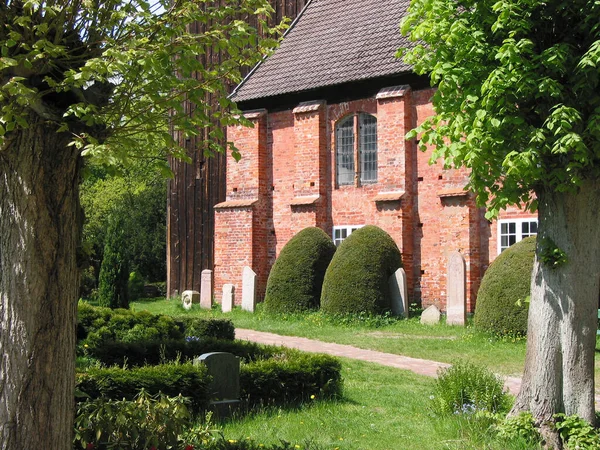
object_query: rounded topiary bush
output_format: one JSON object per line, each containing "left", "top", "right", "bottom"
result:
{"left": 264, "top": 227, "right": 336, "bottom": 313}
{"left": 320, "top": 225, "right": 402, "bottom": 315}
{"left": 474, "top": 236, "right": 536, "bottom": 336}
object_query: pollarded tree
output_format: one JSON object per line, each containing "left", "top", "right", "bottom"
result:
{"left": 401, "top": 0, "right": 600, "bottom": 445}
{"left": 0, "top": 1, "right": 284, "bottom": 448}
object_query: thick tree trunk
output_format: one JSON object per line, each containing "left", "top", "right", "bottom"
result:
{"left": 511, "top": 181, "right": 600, "bottom": 448}
{"left": 0, "top": 118, "right": 82, "bottom": 449}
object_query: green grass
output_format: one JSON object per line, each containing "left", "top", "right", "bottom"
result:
{"left": 131, "top": 298, "right": 526, "bottom": 376}
{"left": 217, "top": 359, "right": 534, "bottom": 450}
{"left": 131, "top": 297, "right": 600, "bottom": 390}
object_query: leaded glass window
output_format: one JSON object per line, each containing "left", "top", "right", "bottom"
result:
{"left": 335, "top": 115, "right": 355, "bottom": 185}
{"left": 359, "top": 113, "right": 377, "bottom": 183}
{"left": 335, "top": 113, "right": 378, "bottom": 186}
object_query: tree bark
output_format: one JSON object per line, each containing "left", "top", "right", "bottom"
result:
{"left": 511, "top": 180, "right": 600, "bottom": 448}
{"left": 0, "top": 117, "right": 82, "bottom": 449}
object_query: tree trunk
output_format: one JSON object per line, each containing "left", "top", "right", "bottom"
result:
{"left": 511, "top": 180, "right": 600, "bottom": 448}
{"left": 0, "top": 117, "right": 82, "bottom": 449}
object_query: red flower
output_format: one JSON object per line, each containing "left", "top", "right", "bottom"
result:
{"left": 86, "top": 444, "right": 94, "bottom": 450}
{"left": 185, "top": 446, "right": 194, "bottom": 450}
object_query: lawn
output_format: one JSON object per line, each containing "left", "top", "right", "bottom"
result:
{"left": 132, "top": 298, "right": 527, "bottom": 376}
{"left": 217, "top": 359, "right": 532, "bottom": 450}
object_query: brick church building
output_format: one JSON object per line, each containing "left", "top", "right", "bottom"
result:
{"left": 213, "top": 0, "right": 537, "bottom": 313}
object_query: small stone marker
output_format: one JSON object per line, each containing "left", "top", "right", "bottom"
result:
{"left": 200, "top": 269, "right": 213, "bottom": 310}
{"left": 181, "top": 290, "right": 200, "bottom": 310}
{"left": 421, "top": 305, "right": 441, "bottom": 325}
{"left": 221, "top": 284, "right": 235, "bottom": 313}
{"left": 389, "top": 268, "right": 409, "bottom": 318}
{"left": 446, "top": 251, "right": 466, "bottom": 326}
{"left": 195, "top": 352, "right": 240, "bottom": 417}
{"left": 241, "top": 266, "right": 257, "bottom": 312}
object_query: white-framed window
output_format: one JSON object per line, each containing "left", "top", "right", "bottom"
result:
{"left": 498, "top": 218, "right": 538, "bottom": 253}
{"left": 332, "top": 225, "right": 364, "bottom": 247}
{"left": 335, "top": 113, "right": 377, "bottom": 186}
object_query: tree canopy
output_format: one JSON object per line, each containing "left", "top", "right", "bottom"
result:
{"left": 1, "top": 0, "right": 285, "bottom": 163}
{"left": 400, "top": 0, "right": 600, "bottom": 217}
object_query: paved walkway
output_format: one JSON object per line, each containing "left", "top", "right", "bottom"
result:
{"left": 236, "top": 328, "right": 523, "bottom": 395}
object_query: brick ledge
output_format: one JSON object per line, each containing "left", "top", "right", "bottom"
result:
{"left": 290, "top": 195, "right": 320, "bottom": 206}
{"left": 373, "top": 191, "right": 405, "bottom": 202}
{"left": 214, "top": 199, "right": 258, "bottom": 209}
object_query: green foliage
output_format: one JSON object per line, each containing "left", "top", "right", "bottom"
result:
{"left": 179, "top": 317, "right": 236, "bottom": 341}
{"left": 400, "top": 0, "right": 600, "bottom": 217}
{"left": 320, "top": 226, "right": 402, "bottom": 315}
{"left": 80, "top": 161, "right": 168, "bottom": 287}
{"left": 554, "top": 413, "right": 600, "bottom": 449}
{"left": 76, "top": 364, "right": 211, "bottom": 412}
{"left": 474, "top": 237, "right": 536, "bottom": 336}
{"left": 264, "top": 227, "right": 336, "bottom": 314}
{"left": 430, "top": 361, "right": 510, "bottom": 416}
{"left": 539, "top": 237, "right": 568, "bottom": 269}
{"left": 74, "top": 390, "right": 192, "bottom": 450}
{"left": 128, "top": 271, "right": 146, "bottom": 301}
{"left": 97, "top": 217, "right": 130, "bottom": 309}
{"left": 1, "top": 0, "right": 287, "bottom": 164}
{"left": 87, "top": 338, "right": 274, "bottom": 368}
{"left": 496, "top": 412, "right": 541, "bottom": 444}
{"left": 240, "top": 352, "right": 343, "bottom": 408}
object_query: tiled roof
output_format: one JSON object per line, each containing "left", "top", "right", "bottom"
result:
{"left": 231, "top": 0, "right": 414, "bottom": 103}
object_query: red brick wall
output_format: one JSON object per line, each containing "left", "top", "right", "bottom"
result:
{"left": 215, "top": 87, "right": 537, "bottom": 312}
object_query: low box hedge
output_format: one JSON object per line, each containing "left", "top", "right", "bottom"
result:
{"left": 76, "top": 351, "right": 343, "bottom": 412}
{"left": 87, "top": 338, "right": 278, "bottom": 367}
{"left": 77, "top": 303, "right": 235, "bottom": 349}
{"left": 76, "top": 363, "right": 211, "bottom": 411}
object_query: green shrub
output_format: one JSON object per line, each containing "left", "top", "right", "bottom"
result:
{"left": 128, "top": 271, "right": 146, "bottom": 301}
{"left": 75, "top": 363, "right": 211, "bottom": 411}
{"left": 240, "top": 351, "right": 343, "bottom": 407}
{"left": 87, "top": 338, "right": 277, "bottom": 367}
{"left": 496, "top": 412, "right": 541, "bottom": 444}
{"left": 77, "top": 303, "right": 235, "bottom": 349}
{"left": 74, "top": 390, "right": 191, "bottom": 450}
{"left": 430, "top": 361, "right": 510, "bottom": 416}
{"left": 320, "top": 225, "right": 402, "bottom": 315}
{"left": 178, "top": 316, "right": 235, "bottom": 341}
{"left": 474, "top": 236, "right": 536, "bottom": 336}
{"left": 264, "top": 227, "right": 336, "bottom": 313}
{"left": 97, "top": 218, "right": 130, "bottom": 309}
{"left": 554, "top": 413, "right": 600, "bottom": 449}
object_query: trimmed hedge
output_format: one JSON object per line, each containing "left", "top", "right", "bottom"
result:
{"left": 87, "top": 338, "right": 278, "bottom": 367}
{"left": 474, "top": 236, "right": 536, "bottom": 336}
{"left": 77, "top": 303, "right": 234, "bottom": 347}
{"left": 76, "top": 364, "right": 211, "bottom": 411}
{"left": 76, "top": 351, "right": 343, "bottom": 412}
{"left": 264, "top": 227, "right": 336, "bottom": 313}
{"left": 320, "top": 225, "right": 402, "bottom": 315}
{"left": 241, "top": 351, "right": 343, "bottom": 407}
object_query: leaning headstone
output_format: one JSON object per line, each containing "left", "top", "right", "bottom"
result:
{"left": 241, "top": 266, "right": 257, "bottom": 312}
{"left": 200, "top": 269, "right": 213, "bottom": 309}
{"left": 446, "top": 251, "right": 466, "bottom": 326}
{"left": 181, "top": 290, "right": 200, "bottom": 310}
{"left": 194, "top": 352, "right": 240, "bottom": 417}
{"left": 388, "top": 268, "right": 409, "bottom": 318}
{"left": 421, "top": 305, "right": 441, "bottom": 325}
{"left": 221, "top": 284, "right": 235, "bottom": 313}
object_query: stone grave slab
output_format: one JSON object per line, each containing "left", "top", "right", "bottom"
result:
{"left": 181, "top": 290, "right": 200, "bottom": 310}
{"left": 389, "top": 267, "right": 409, "bottom": 318}
{"left": 241, "top": 266, "right": 257, "bottom": 312}
{"left": 221, "top": 284, "right": 235, "bottom": 313}
{"left": 446, "top": 251, "right": 466, "bottom": 326}
{"left": 200, "top": 269, "right": 213, "bottom": 309}
{"left": 421, "top": 305, "right": 441, "bottom": 325}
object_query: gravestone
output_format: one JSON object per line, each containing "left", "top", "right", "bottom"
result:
{"left": 221, "top": 284, "right": 235, "bottom": 313}
{"left": 181, "top": 290, "right": 200, "bottom": 310}
{"left": 241, "top": 266, "right": 257, "bottom": 312}
{"left": 446, "top": 251, "right": 466, "bottom": 326}
{"left": 388, "top": 268, "right": 409, "bottom": 318}
{"left": 421, "top": 305, "right": 441, "bottom": 325}
{"left": 194, "top": 352, "right": 240, "bottom": 417}
{"left": 200, "top": 269, "right": 213, "bottom": 309}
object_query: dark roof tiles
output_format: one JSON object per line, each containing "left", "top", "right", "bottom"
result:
{"left": 231, "top": 0, "right": 413, "bottom": 103}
